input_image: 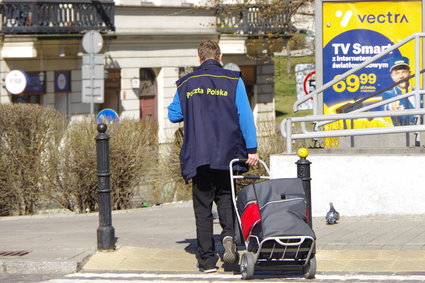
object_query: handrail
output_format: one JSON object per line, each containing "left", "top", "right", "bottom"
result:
{"left": 282, "top": 111, "right": 425, "bottom": 153}
{"left": 282, "top": 108, "right": 425, "bottom": 137}
{"left": 282, "top": 33, "right": 425, "bottom": 153}
{"left": 315, "top": 89, "right": 425, "bottom": 129}
{"left": 289, "top": 124, "right": 425, "bottom": 139}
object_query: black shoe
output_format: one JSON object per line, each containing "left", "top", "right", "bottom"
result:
{"left": 222, "top": 236, "right": 238, "bottom": 264}
{"left": 197, "top": 263, "right": 218, "bottom": 273}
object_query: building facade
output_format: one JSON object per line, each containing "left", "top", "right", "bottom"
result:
{"left": 0, "top": 0, "right": 295, "bottom": 143}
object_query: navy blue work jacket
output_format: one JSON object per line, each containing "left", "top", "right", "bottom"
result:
{"left": 175, "top": 59, "right": 248, "bottom": 181}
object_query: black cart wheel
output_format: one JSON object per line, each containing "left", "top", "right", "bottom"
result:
{"left": 240, "top": 252, "right": 255, "bottom": 280}
{"left": 303, "top": 256, "right": 316, "bottom": 279}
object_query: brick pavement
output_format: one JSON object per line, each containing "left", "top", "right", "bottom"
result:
{"left": 0, "top": 202, "right": 425, "bottom": 275}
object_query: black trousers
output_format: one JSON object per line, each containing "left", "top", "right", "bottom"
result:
{"left": 192, "top": 166, "right": 235, "bottom": 269}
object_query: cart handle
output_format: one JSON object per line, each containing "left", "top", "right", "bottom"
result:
{"left": 234, "top": 175, "right": 264, "bottom": 179}
{"left": 229, "top": 158, "right": 271, "bottom": 175}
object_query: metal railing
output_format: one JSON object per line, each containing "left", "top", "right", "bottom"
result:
{"left": 0, "top": 0, "right": 115, "bottom": 34}
{"left": 216, "top": 4, "right": 296, "bottom": 36}
{"left": 282, "top": 32, "right": 425, "bottom": 153}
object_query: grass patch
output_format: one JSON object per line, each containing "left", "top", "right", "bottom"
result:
{"left": 274, "top": 55, "right": 315, "bottom": 124}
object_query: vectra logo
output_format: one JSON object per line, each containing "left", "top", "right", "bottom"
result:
{"left": 336, "top": 10, "right": 353, "bottom": 27}
{"left": 335, "top": 10, "right": 409, "bottom": 27}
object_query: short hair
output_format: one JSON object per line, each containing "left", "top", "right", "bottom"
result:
{"left": 198, "top": 40, "right": 221, "bottom": 62}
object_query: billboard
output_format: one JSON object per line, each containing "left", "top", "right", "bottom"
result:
{"left": 322, "top": 0, "right": 422, "bottom": 128}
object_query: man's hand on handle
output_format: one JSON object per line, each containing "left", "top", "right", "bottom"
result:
{"left": 246, "top": 153, "right": 259, "bottom": 166}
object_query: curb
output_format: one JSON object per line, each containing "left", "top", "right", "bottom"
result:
{"left": 0, "top": 250, "right": 94, "bottom": 274}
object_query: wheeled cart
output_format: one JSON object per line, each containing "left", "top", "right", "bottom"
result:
{"left": 229, "top": 159, "right": 316, "bottom": 280}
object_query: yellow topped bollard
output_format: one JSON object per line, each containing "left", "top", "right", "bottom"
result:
{"left": 297, "top": 147, "right": 309, "bottom": 159}
{"left": 296, "top": 147, "right": 312, "bottom": 228}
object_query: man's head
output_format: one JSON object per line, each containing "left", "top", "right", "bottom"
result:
{"left": 198, "top": 40, "right": 222, "bottom": 63}
{"left": 389, "top": 56, "right": 411, "bottom": 89}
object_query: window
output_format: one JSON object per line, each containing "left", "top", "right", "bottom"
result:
{"left": 178, "top": 66, "right": 196, "bottom": 78}
{"left": 139, "top": 68, "right": 157, "bottom": 121}
{"left": 12, "top": 94, "right": 40, "bottom": 104}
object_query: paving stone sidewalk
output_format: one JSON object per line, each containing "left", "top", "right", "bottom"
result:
{"left": 0, "top": 201, "right": 424, "bottom": 275}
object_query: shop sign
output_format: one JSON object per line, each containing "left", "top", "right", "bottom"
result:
{"left": 54, "top": 71, "right": 71, "bottom": 92}
{"left": 5, "top": 70, "right": 28, "bottom": 95}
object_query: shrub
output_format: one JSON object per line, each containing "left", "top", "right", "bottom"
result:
{"left": 0, "top": 104, "right": 67, "bottom": 215}
{"left": 108, "top": 119, "right": 158, "bottom": 209}
{"left": 48, "top": 117, "right": 159, "bottom": 213}
{"left": 152, "top": 128, "right": 191, "bottom": 204}
{"left": 0, "top": 104, "right": 292, "bottom": 215}
{"left": 47, "top": 117, "right": 98, "bottom": 213}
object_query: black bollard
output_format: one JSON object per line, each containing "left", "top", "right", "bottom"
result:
{"left": 296, "top": 148, "right": 312, "bottom": 228}
{"left": 96, "top": 123, "right": 115, "bottom": 250}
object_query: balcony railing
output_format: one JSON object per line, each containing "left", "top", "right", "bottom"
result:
{"left": 0, "top": 0, "right": 115, "bottom": 34}
{"left": 216, "top": 5, "right": 296, "bottom": 36}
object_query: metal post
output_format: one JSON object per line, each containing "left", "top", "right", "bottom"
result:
{"left": 414, "top": 34, "right": 421, "bottom": 146}
{"left": 296, "top": 148, "right": 312, "bottom": 228}
{"left": 286, "top": 118, "right": 292, "bottom": 154}
{"left": 96, "top": 123, "right": 115, "bottom": 250}
{"left": 90, "top": 52, "right": 94, "bottom": 115}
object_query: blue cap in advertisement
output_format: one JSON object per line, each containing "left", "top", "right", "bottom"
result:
{"left": 389, "top": 56, "right": 410, "bottom": 72}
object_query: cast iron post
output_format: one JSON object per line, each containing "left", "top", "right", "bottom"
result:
{"left": 96, "top": 123, "right": 115, "bottom": 250}
{"left": 296, "top": 148, "right": 312, "bottom": 228}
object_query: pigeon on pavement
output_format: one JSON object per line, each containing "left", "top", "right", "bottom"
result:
{"left": 326, "top": 202, "right": 340, "bottom": 224}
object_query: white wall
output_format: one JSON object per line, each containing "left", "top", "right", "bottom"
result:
{"left": 270, "top": 153, "right": 425, "bottom": 217}
{"left": 157, "top": 67, "right": 181, "bottom": 144}
{"left": 114, "top": 7, "right": 215, "bottom": 34}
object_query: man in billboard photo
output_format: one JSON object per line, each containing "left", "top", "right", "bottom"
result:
{"left": 382, "top": 56, "right": 416, "bottom": 126}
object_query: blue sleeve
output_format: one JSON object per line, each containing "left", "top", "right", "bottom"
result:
{"left": 167, "top": 91, "right": 184, "bottom": 123}
{"left": 236, "top": 77, "right": 257, "bottom": 153}
{"left": 382, "top": 90, "right": 394, "bottom": 111}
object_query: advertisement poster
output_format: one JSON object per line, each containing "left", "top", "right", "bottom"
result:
{"left": 322, "top": 0, "right": 422, "bottom": 129}
{"left": 24, "top": 71, "right": 46, "bottom": 94}
{"left": 54, "top": 71, "right": 71, "bottom": 93}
